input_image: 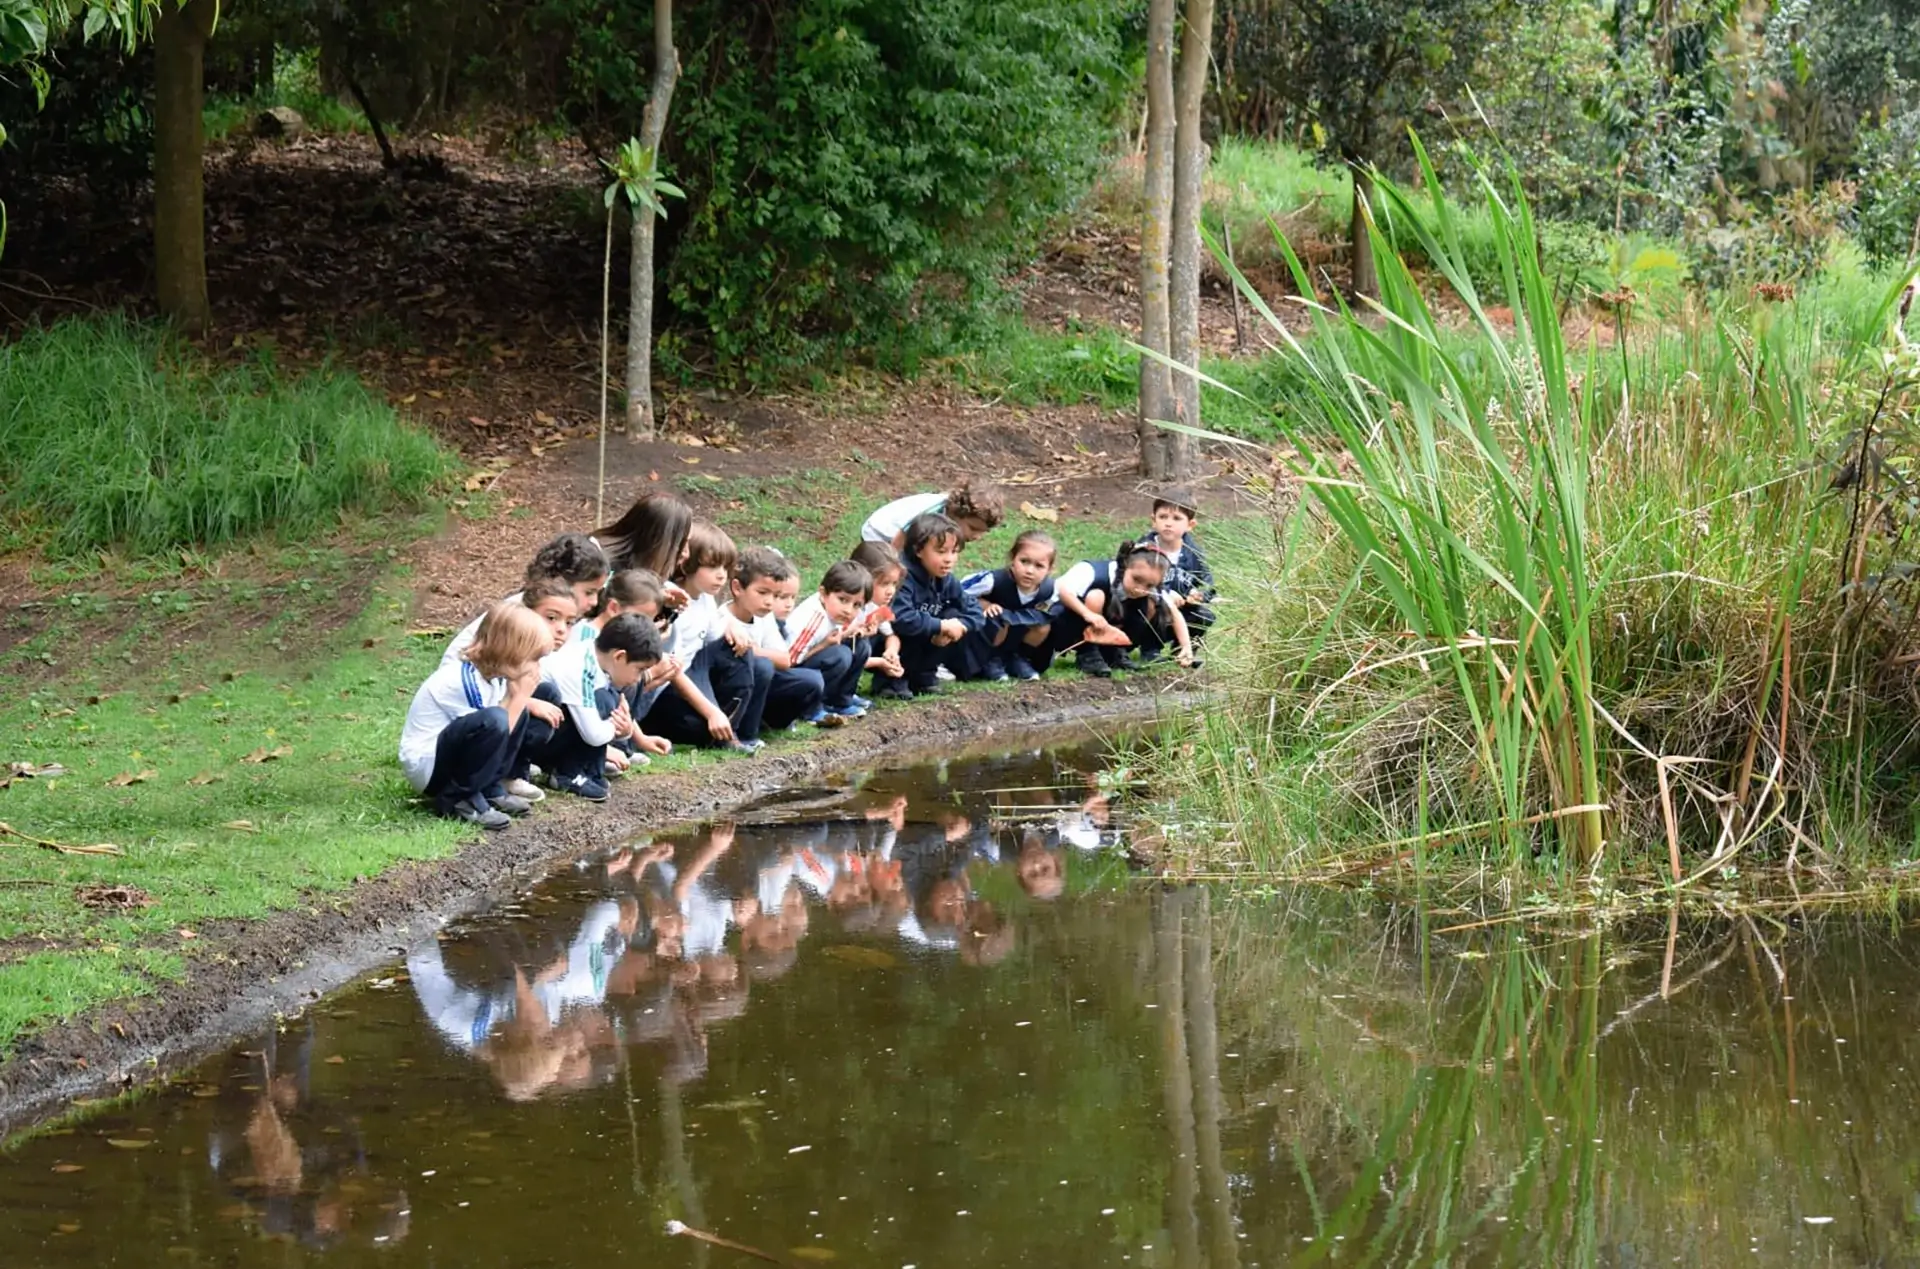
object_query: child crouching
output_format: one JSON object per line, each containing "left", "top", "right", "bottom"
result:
{"left": 1050, "top": 541, "right": 1196, "bottom": 677}
{"left": 784, "top": 559, "right": 875, "bottom": 719}
{"left": 730, "top": 547, "right": 837, "bottom": 730}
{"left": 522, "top": 614, "right": 664, "bottom": 802}
{"left": 960, "top": 529, "right": 1057, "bottom": 681}
{"left": 880, "top": 512, "right": 985, "bottom": 699}
{"left": 399, "top": 603, "right": 554, "bottom": 829}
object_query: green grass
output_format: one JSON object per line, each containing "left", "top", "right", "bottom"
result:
{"left": 0, "top": 316, "right": 454, "bottom": 557}
{"left": 1142, "top": 149, "right": 1920, "bottom": 885}
{"left": 0, "top": 461, "right": 1228, "bottom": 1056}
{"left": 202, "top": 52, "right": 370, "bottom": 142}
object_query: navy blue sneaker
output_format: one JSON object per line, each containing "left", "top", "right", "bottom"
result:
{"left": 1007, "top": 656, "right": 1042, "bottom": 681}
{"left": 981, "top": 656, "right": 1010, "bottom": 682}
{"left": 556, "top": 773, "right": 610, "bottom": 802}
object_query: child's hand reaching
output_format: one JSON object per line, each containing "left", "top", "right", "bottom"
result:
{"left": 662, "top": 582, "right": 692, "bottom": 610}
{"left": 636, "top": 732, "right": 673, "bottom": 756}
{"left": 877, "top": 652, "right": 904, "bottom": 678}
{"left": 528, "top": 698, "right": 565, "bottom": 727}
{"left": 1176, "top": 646, "right": 1196, "bottom": 668}
{"left": 980, "top": 601, "right": 1004, "bottom": 620}
{"left": 723, "top": 619, "right": 753, "bottom": 654}
{"left": 704, "top": 707, "right": 736, "bottom": 744}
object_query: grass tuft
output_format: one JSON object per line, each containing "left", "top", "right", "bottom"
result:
{"left": 0, "top": 316, "right": 453, "bottom": 557}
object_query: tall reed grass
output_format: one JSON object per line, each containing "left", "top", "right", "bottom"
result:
{"left": 1148, "top": 145, "right": 1920, "bottom": 881}
{"left": 0, "top": 316, "right": 452, "bottom": 557}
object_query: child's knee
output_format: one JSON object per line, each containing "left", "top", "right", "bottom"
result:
{"left": 1086, "top": 592, "right": 1106, "bottom": 615}
{"left": 1022, "top": 622, "right": 1051, "bottom": 646}
{"left": 534, "top": 681, "right": 563, "bottom": 705}
{"left": 473, "top": 706, "right": 512, "bottom": 739}
{"left": 989, "top": 626, "right": 1008, "bottom": 647}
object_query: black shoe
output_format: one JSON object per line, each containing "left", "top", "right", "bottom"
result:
{"left": 1104, "top": 646, "right": 1131, "bottom": 674}
{"left": 909, "top": 677, "right": 949, "bottom": 696}
{"left": 1075, "top": 648, "right": 1111, "bottom": 678}
{"left": 1007, "top": 656, "right": 1041, "bottom": 681}
{"left": 872, "top": 677, "right": 913, "bottom": 702}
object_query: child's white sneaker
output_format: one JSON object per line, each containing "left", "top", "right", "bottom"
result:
{"left": 935, "top": 664, "right": 957, "bottom": 682}
{"left": 504, "top": 778, "right": 546, "bottom": 802}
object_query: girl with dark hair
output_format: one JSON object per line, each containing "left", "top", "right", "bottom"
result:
{"left": 1048, "top": 541, "right": 1196, "bottom": 677}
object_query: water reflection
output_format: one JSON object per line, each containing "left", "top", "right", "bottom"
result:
{"left": 8, "top": 741, "right": 1920, "bottom": 1267}
{"left": 403, "top": 746, "right": 1129, "bottom": 1102}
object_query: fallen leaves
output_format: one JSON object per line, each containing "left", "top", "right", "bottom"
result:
{"left": 240, "top": 746, "right": 292, "bottom": 764}
{"left": 105, "top": 770, "right": 157, "bottom": 788}
{"left": 1, "top": 761, "right": 67, "bottom": 791}
{"left": 106, "top": 1138, "right": 151, "bottom": 1150}
{"left": 75, "top": 885, "right": 155, "bottom": 911}
{"left": 1019, "top": 500, "right": 1060, "bottom": 523}
{"left": 222, "top": 820, "right": 259, "bottom": 833}
{"left": 186, "top": 772, "right": 223, "bottom": 787}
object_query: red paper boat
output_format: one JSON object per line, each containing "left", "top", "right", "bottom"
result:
{"left": 1083, "top": 625, "right": 1133, "bottom": 647}
{"left": 872, "top": 605, "right": 896, "bottom": 624}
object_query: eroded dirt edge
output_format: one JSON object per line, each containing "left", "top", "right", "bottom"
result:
{"left": 0, "top": 676, "right": 1191, "bottom": 1137}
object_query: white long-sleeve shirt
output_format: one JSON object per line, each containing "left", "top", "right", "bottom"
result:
{"left": 784, "top": 593, "right": 846, "bottom": 660}
{"left": 860, "top": 491, "right": 946, "bottom": 543}
{"left": 540, "top": 636, "right": 615, "bottom": 748}
{"left": 398, "top": 660, "right": 508, "bottom": 791}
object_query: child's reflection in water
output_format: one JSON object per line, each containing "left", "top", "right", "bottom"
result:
{"left": 208, "top": 1026, "right": 411, "bottom": 1249}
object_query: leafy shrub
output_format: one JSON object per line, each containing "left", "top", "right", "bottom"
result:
{"left": 558, "top": 0, "right": 1133, "bottom": 378}
{"left": 1855, "top": 104, "right": 1920, "bottom": 266}
{"left": 0, "top": 317, "right": 453, "bottom": 556}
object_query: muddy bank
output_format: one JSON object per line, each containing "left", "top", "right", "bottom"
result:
{"left": 0, "top": 676, "right": 1190, "bottom": 1136}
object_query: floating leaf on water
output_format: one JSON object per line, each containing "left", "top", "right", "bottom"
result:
{"left": 819, "top": 945, "right": 898, "bottom": 970}
{"left": 106, "top": 1138, "right": 151, "bottom": 1150}
{"left": 191, "top": 1087, "right": 220, "bottom": 1098}
{"left": 1804, "top": 1216, "right": 1835, "bottom": 1225}
{"left": 56, "top": 1223, "right": 81, "bottom": 1234}
{"left": 325, "top": 1055, "right": 347, "bottom": 1065}
{"left": 791, "top": 1248, "right": 838, "bottom": 1262}
{"left": 50, "top": 1163, "right": 83, "bottom": 1173}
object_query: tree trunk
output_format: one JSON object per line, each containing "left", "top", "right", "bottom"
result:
{"left": 626, "top": 0, "right": 680, "bottom": 441}
{"left": 1349, "top": 162, "right": 1378, "bottom": 300}
{"left": 1165, "top": 0, "right": 1215, "bottom": 482}
{"left": 154, "top": 0, "right": 218, "bottom": 335}
{"left": 1137, "top": 0, "right": 1177, "bottom": 480}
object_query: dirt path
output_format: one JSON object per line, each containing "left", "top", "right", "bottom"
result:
{"left": 0, "top": 678, "right": 1194, "bottom": 1136}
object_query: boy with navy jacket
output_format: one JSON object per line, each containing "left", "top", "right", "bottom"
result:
{"left": 880, "top": 511, "right": 986, "bottom": 699}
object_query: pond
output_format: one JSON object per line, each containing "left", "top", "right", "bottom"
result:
{"left": 2, "top": 739, "right": 1918, "bottom": 1267}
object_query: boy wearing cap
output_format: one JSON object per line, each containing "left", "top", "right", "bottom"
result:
{"left": 1138, "top": 486, "right": 1215, "bottom": 640}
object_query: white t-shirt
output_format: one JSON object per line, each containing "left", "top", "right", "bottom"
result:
{"left": 784, "top": 594, "right": 846, "bottom": 661}
{"left": 540, "top": 636, "right": 616, "bottom": 748}
{"left": 666, "top": 592, "right": 729, "bottom": 665}
{"left": 1057, "top": 561, "right": 1172, "bottom": 609}
{"left": 860, "top": 492, "right": 946, "bottom": 544}
{"left": 746, "top": 613, "right": 787, "bottom": 654}
{"left": 398, "top": 660, "right": 509, "bottom": 791}
{"left": 440, "top": 591, "right": 524, "bottom": 668}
